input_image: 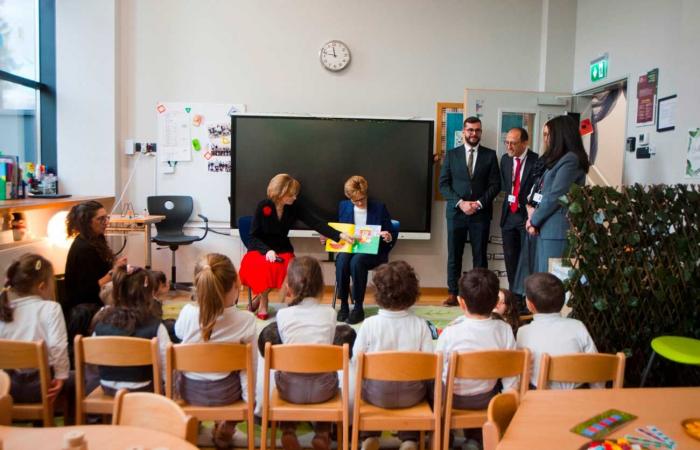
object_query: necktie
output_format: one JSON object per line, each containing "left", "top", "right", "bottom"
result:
{"left": 510, "top": 157, "right": 522, "bottom": 213}
{"left": 467, "top": 149, "right": 474, "bottom": 178}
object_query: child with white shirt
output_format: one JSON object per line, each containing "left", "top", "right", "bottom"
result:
{"left": 354, "top": 260, "right": 433, "bottom": 450}
{"left": 0, "top": 254, "right": 70, "bottom": 407}
{"left": 174, "top": 253, "right": 257, "bottom": 447}
{"left": 516, "top": 272, "right": 597, "bottom": 389}
{"left": 275, "top": 256, "right": 337, "bottom": 450}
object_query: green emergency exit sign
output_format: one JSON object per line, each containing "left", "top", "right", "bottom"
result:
{"left": 590, "top": 55, "right": 608, "bottom": 82}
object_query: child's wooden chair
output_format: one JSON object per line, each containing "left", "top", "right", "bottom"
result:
{"left": 166, "top": 342, "right": 255, "bottom": 450}
{"left": 0, "top": 369, "right": 10, "bottom": 395}
{"left": 442, "top": 349, "right": 530, "bottom": 450}
{"left": 0, "top": 369, "right": 11, "bottom": 426}
{"left": 481, "top": 390, "right": 519, "bottom": 450}
{"left": 0, "top": 339, "right": 53, "bottom": 426}
{"left": 536, "top": 352, "right": 626, "bottom": 389}
{"left": 261, "top": 343, "right": 350, "bottom": 450}
{"left": 74, "top": 335, "right": 162, "bottom": 424}
{"left": 352, "top": 351, "right": 443, "bottom": 450}
{"left": 112, "top": 390, "right": 198, "bottom": 444}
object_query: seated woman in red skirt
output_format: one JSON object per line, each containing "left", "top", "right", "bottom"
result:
{"left": 239, "top": 173, "right": 352, "bottom": 319}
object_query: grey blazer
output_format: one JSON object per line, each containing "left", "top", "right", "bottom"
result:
{"left": 529, "top": 151, "right": 585, "bottom": 240}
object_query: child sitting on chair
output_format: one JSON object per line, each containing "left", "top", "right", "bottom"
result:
{"left": 491, "top": 288, "right": 522, "bottom": 335}
{"left": 174, "top": 253, "right": 257, "bottom": 447}
{"left": 516, "top": 272, "right": 597, "bottom": 389}
{"left": 275, "top": 256, "right": 337, "bottom": 450}
{"left": 353, "top": 260, "right": 434, "bottom": 450}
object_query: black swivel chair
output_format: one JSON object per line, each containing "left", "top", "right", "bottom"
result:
{"left": 147, "top": 196, "right": 209, "bottom": 291}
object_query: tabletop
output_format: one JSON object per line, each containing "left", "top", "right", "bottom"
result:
{"left": 497, "top": 387, "right": 700, "bottom": 449}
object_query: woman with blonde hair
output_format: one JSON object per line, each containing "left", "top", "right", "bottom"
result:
{"left": 239, "top": 173, "right": 352, "bottom": 319}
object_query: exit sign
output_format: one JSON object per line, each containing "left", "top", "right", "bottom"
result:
{"left": 590, "top": 55, "right": 608, "bottom": 82}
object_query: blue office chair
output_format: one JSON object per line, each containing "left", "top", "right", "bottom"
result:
{"left": 237, "top": 215, "right": 254, "bottom": 308}
{"left": 331, "top": 219, "right": 400, "bottom": 309}
{"left": 148, "top": 196, "right": 209, "bottom": 291}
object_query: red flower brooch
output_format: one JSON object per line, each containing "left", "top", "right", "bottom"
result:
{"left": 262, "top": 206, "right": 272, "bottom": 217}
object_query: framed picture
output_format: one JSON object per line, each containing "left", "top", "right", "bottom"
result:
{"left": 656, "top": 94, "right": 677, "bottom": 132}
{"left": 434, "top": 102, "right": 464, "bottom": 200}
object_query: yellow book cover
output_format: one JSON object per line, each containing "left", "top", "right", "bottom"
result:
{"left": 325, "top": 222, "right": 381, "bottom": 254}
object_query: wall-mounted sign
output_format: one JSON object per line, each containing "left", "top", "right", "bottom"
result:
{"left": 590, "top": 54, "right": 609, "bottom": 83}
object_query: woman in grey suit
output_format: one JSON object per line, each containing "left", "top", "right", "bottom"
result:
{"left": 526, "top": 115, "right": 590, "bottom": 273}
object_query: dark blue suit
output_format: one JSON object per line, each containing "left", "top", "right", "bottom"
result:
{"left": 335, "top": 199, "right": 392, "bottom": 307}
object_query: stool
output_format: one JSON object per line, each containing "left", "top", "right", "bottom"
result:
{"left": 639, "top": 336, "right": 700, "bottom": 387}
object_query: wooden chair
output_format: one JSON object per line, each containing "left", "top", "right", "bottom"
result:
{"left": 112, "top": 390, "right": 198, "bottom": 444}
{"left": 74, "top": 335, "right": 161, "bottom": 424}
{"left": 166, "top": 342, "right": 255, "bottom": 450}
{"left": 481, "top": 391, "right": 519, "bottom": 450}
{"left": 0, "top": 393, "right": 11, "bottom": 426}
{"left": 536, "top": 352, "right": 626, "bottom": 389}
{"left": 442, "top": 349, "right": 530, "bottom": 450}
{"left": 0, "top": 339, "right": 53, "bottom": 426}
{"left": 0, "top": 369, "right": 10, "bottom": 395}
{"left": 352, "top": 351, "right": 443, "bottom": 450}
{"left": 261, "top": 343, "right": 350, "bottom": 450}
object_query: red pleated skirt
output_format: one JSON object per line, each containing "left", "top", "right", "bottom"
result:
{"left": 239, "top": 251, "right": 294, "bottom": 295}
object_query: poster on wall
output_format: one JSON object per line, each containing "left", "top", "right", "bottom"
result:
{"left": 636, "top": 68, "right": 658, "bottom": 126}
{"left": 687, "top": 128, "right": 700, "bottom": 178}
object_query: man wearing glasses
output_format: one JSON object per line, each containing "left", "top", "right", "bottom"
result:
{"left": 439, "top": 116, "right": 500, "bottom": 306}
{"left": 500, "top": 127, "right": 539, "bottom": 309}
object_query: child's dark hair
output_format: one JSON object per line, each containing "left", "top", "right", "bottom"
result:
{"left": 257, "top": 321, "right": 281, "bottom": 357}
{"left": 194, "top": 254, "right": 238, "bottom": 341}
{"left": 285, "top": 256, "right": 324, "bottom": 306}
{"left": 150, "top": 270, "right": 167, "bottom": 288}
{"left": 96, "top": 265, "right": 156, "bottom": 333}
{"left": 333, "top": 324, "right": 357, "bottom": 359}
{"left": 371, "top": 260, "right": 419, "bottom": 310}
{"left": 458, "top": 268, "right": 499, "bottom": 316}
{"left": 1, "top": 254, "right": 55, "bottom": 323}
{"left": 491, "top": 288, "right": 520, "bottom": 333}
{"left": 524, "top": 272, "right": 565, "bottom": 313}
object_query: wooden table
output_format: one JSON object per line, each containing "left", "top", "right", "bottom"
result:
{"left": 106, "top": 215, "right": 165, "bottom": 269}
{"left": 0, "top": 424, "right": 197, "bottom": 449}
{"left": 497, "top": 387, "right": 700, "bottom": 449}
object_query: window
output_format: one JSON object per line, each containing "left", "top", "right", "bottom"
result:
{"left": 0, "top": 0, "right": 55, "bottom": 174}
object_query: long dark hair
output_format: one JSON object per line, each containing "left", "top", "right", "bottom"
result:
{"left": 66, "top": 200, "right": 114, "bottom": 264}
{"left": 96, "top": 266, "right": 156, "bottom": 332}
{"left": 1, "top": 254, "right": 55, "bottom": 323}
{"left": 286, "top": 256, "right": 324, "bottom": 306}
{"left": 541, "top": 115, "right": 590, "bottom": 173}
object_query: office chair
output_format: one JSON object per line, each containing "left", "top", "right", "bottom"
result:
{"left": 147, "top": 196, "right": 209, "bottom": 291}
{"left": 237, "top": 215, "right": 254, "bottom": 309}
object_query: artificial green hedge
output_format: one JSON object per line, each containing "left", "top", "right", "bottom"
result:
{"left": 563, "top": 184, "right": 700, "bottom": 386}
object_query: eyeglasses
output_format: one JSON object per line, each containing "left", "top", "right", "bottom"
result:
{"left": 351, "top": 196, "right": 367, "bottom": 204}
{"left": 94, "top": 215, "right": 110, "bottom": 223}
{"left": 504, "top": 140, "right": 521, "bottom": 146}
{"left": 465, "top": 128, "right": 482, "bottom": 134}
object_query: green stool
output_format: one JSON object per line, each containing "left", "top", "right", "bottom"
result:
{"left": 640, "top": 336, "right": 700, "bottom": 387}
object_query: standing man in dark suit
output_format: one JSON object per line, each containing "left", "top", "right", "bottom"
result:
{"left": 500, "top": 127, "right": 539, "bottom": 299}
{"left": 439, "top": 116, "right": 500, "bottom": 306}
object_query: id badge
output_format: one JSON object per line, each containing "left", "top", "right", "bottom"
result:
{"left": 508, "top": 194, "right": 516, "bottom": 204}
{"left": 533, "top": 193, "right": 543, "bottom": 203}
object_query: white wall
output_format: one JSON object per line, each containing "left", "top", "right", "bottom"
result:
{"left": 55, "top": 0, "right": 579, "bottom": 288}
{"left": 572, "top": 0, "right": 700, "bottom": 185}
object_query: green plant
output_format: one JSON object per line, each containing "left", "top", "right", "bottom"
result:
{"left": 564, "top": 184, "right": 700, "bottom": 386}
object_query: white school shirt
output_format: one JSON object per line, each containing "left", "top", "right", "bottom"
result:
{"left": 276, "top": 297, "right": 336, "bottom": 344}
{"left": 435, "top": 316, "right": 517, "bottom": 396}
{"left": 353, "top": 206, "right": 367, "bottom": 227}
{"left": 175, "top": 303, "right": 257, "bottom": 400}
{"left": 0, "top": 295, "right": 70, "bottom": 380}
{"left": 352, "top": 309, "right": 433, "bottom": 359}
{"left": 516, "top": 313, "right": 598, "bottom": 389}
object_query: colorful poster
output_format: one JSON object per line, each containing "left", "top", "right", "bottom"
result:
{"left": 636, "top": 68, "right": 658, "bottom": 126}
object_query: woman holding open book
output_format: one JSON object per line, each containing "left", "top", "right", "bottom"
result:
{"left": 334, "top": 175, "right": 393, "bottom": 325}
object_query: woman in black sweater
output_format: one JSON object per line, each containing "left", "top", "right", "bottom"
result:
{"left": 64, "top": 201, "right": 126, "bottom": 314}
{"left": 239, "top": 174, "right": 351, "bottom": 319}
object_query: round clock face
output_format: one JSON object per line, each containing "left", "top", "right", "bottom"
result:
{"left": 320, "top": 40, "right": 351, "bottom": 72}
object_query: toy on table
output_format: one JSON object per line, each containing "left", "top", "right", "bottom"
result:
{"left": 579, "top": 437, "right": 647, "bottom": 450}
{"left": 571, "top": 409, "right": 638, "bottom": 440}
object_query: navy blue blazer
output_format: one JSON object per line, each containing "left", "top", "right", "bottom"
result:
{"left": 338, "top": 199, "right": 392, "bottom": 257}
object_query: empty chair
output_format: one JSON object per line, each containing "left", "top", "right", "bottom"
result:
{"left": 147, "top": 195, "right": 209, "bottom": 291}
{"left": 112, "top": 390, "right": 198, "bottom": 444}
{"left": 166, "top": 342, "right": 255, "bottom": 450}
{"left": 442, "top": 349, "right": 530, "bottom": 450}
{"left": 261, "top": 343, "right": 350, "bottom": 450}
{"left": 74, "top": 335, "right": 162, "bottom": 424}
{"left": 352, "top": 351, "right": 442, "bottom": 450}
{"left": 640, "top": 336, "right": 700, "bottom": 387}
{"left": 537, "top": 352, "right": 626, "bottom": 389}
{"left": 482, "top": 391, "right": 520, "bottom": 450}
{"left": 0, "top": 339, "right": 53, "bottom": 426}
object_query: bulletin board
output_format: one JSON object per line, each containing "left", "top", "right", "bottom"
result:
{"left": 155, "top": 102, "right": 245, "bottom": 223}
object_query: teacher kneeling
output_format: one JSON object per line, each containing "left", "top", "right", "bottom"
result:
{"left": 335, "top": 176, "right": 393, "bottom": 324}
{"left": 239, "top": 173, "right": 351, "bottom": 320}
